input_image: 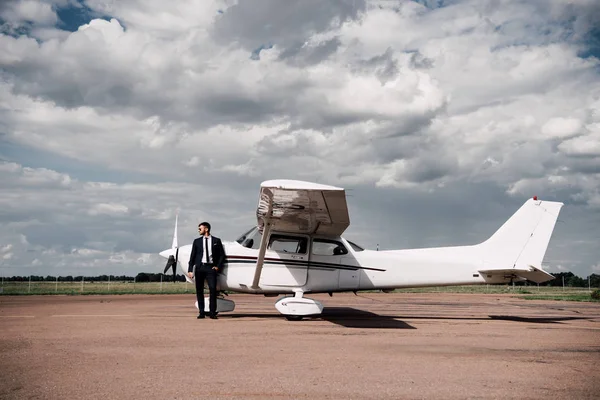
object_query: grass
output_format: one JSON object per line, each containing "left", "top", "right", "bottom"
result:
{"left": 0, "top": 281, "right": 598, "bottom": 302}
{"left": 517, "top": 294, "right": 598, "bottom": 302}
{"left": 0, "top": 281, "right": 194, "bottom": 295}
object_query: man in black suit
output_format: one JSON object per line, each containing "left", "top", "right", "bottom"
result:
{"left": 187, "top": 222, "right": 225, "bottom": 319}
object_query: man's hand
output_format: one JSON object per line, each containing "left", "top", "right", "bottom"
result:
{"left": 187, "top": 272, "right": 194, "bottom": 279}
{"left": 212, "top": 266, "right": 219, "bottom": 272}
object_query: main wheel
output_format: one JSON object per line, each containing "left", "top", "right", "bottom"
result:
{"left": 285, "top": 315, "right": 303, "bottom": 321}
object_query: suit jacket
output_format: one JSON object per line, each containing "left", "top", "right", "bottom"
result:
{"left": 188, "top": 235, "right": 225, "bottom": 273}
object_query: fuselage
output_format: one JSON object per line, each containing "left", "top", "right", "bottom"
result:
{"left": 178, "top": 230, "right": 489, "bottom": 294}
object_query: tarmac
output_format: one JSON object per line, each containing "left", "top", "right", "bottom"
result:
{"left": 1, "top": 292, "right": 599, "bottom": 399}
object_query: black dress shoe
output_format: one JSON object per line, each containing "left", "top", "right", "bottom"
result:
{"left": 197, "top": 314, "right": 205, "bottom": 319}
{"left": 209, "top": 314, "right": 218, "bottom": 319}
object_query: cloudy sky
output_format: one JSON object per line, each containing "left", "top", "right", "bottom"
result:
{"left": 1, "top": 0, "right": 599, "bottom": 279}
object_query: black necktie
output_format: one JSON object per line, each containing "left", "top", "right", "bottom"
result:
{"left": 204, "top": 237, "right": 209, "bottom": 263}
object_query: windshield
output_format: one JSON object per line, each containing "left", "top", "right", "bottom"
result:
{"left": 236, "top": 227, "right": 256, "bottom": 244}
{"left": 346, "top": 240, "right": 365, "bottom": 252}
{"left": 236, "top": 226, "right": 262, "bottom": 249}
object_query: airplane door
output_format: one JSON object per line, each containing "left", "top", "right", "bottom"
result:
{"left": 260, "top": 233, "right": 310, "bottom": 287}
{"left": 310, "top": 239, "right": 359, "bottom": 291}
{"left": 339, "top": 255, "right": 360, "bottom": 290}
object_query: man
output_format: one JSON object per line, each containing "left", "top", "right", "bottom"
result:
{"left": 188, "top": 222, "right": 225, "bottom": 319}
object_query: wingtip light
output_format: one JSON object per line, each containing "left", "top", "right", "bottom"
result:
{"left": 533, "top": 196, "right": 538, "bottom": 201}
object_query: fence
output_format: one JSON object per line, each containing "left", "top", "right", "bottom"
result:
{"left": 0, "top": 279, "right": 193, "bottom": 295}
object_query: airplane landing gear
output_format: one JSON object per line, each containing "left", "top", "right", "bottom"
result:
{"left": 275, "top": 290, "right": 323, "bottom": 320}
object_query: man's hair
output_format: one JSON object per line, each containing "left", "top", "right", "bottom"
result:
{"left": 199, "top": 222, "right": 211, "bottom": 232}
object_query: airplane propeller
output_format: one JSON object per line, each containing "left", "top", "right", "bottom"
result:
{"left": 161, "top": 213, "right": 179, "bottom": 282}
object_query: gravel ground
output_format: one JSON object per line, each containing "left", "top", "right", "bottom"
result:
{"left": 1, "top": 292, "right": 599, "bottom": 399}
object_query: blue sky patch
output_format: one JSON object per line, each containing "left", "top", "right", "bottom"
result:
{"left": 55, "top": 1, "right": 116, "bottom": 32}
{"left": 251, "top": 43, "right": 274, "bottom": 60}
{"left": 580, "top": 27, "right": 600, "bottom": 60}
{"left": 0, "top": 0, "right": 117, "bottom": 39}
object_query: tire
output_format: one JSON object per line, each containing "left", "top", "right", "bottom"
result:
{"left": 285, "top": 315, "right": 303, "bottom": 321}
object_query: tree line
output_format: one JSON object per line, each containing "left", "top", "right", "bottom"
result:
{"left": 2, "top": 272, "right": 599, "bottom": 287}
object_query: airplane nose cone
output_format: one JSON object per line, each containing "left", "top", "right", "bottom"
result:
{"left": 159, "top": 249, "right": 174, "bottom": 259}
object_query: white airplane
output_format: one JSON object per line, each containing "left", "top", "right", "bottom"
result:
{"left": 159, "top": 179, "right": 563, "bottom": 320}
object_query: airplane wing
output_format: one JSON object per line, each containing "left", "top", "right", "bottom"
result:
{"left": 250, "top": 179, "right": 350, "bottom": 289}
{"left": 256, "top": 179, "right": 350, "bottom": 236}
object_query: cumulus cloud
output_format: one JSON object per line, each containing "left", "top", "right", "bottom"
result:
{"left": 541, "top": 118, "right": 584, "bottom": 140}
{"left": 0, "top": 0, "right": 58, "bottom": 26}
{"left": 0, "top": 161, "right": 255, "bottom": 275}
{"left": 0, "top": 0, "right": 599, "bottom": 277}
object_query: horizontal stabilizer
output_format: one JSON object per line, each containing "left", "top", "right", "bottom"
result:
{"left": 479, "top": 265, "right": 555, "bottom": 284}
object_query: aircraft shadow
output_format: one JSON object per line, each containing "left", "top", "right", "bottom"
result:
{"left": 224, "top": 308, "right": 415, "bottom": 328}
{"left": 487, "top": 315, "right": 590, "bottom": 324}
{"left": 222, "top": 312, "right": 588, "bottom": 326}
{"left": 318, "top": 307, "right": 416, "bottom": 329}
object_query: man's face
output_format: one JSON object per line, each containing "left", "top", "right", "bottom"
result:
{"left": 198, "top": 225, "right": 208, "bottom": 236}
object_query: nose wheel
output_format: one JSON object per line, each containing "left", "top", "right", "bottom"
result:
{"left": 276, "top": 291, "right": 323, "bottom": 321}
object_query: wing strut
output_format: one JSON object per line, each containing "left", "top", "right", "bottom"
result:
{"left": 252, "top": 188, "right": 273, "bottom": 289}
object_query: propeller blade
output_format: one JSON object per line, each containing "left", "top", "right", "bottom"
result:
{"left": 171, "top": 213, "right": 178, "bottom": 250}
{"left": 173, "top": 247, "right": 179, "bottom": 281}
{"left": 160, "top": 213, "right": 180, "bottom": 279}
{"left": 164, "top": 255, "right": 175, "bottom": 274}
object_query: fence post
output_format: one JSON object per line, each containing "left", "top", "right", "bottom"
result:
{"left": 81, "top": 276, "right": 84, "bottom": 293}
{"left": 55, "top": 276, "right": 58, "bottom": 293}
{"left": 160, "top": 274, "right": 163, "bottom": 292}
{"left": 28, "top": 275, "right": 31, "bottom": 293}
{"left": 108, "top": 275, "right": 111, "bottom": 292}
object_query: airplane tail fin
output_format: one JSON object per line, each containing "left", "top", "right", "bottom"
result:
{"left": 477, "top": 198, "right": 563, "bottom": 283}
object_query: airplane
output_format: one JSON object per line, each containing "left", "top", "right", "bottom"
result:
{"left": 159, "top": 179, "right": 563, "bottom": 320}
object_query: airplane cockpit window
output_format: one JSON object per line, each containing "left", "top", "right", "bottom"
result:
{"left": 347, "top": 240, "right": 365, "bottom": 252}
{"left": 236, "top": 227, "right": 255, "bottom": 244}
{"left": 236, "top": 226, "right": 262, "bottom": 249}
{"left": 268, "top": 234, "right": 308, "bottom": 254}
{"left": 312, "top": 239, "right": 348, "bottom": 256}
